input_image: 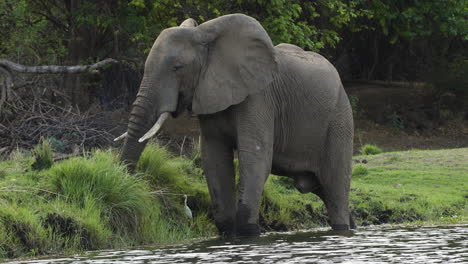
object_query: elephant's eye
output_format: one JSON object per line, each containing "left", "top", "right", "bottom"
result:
{"left": 174, "top": 65, "right": 183, "bottom": 72}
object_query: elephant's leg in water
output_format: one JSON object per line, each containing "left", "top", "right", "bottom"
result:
{"left": 200, "top": 130, "right": 237, "bottom": 236}
{"left": 318, "top": 121, "right": 353, "bottom": 230}
{"left": 235, "top": 125, "right": 274, "bottom": 236}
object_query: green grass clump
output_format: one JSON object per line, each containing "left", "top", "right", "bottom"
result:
{"left": 360, "top": 144, "right": 383, "bottom": 155}
{"left": 49, "top": 151, "right": 156, "bottom": 241}
{"left": 31, "top": 139, "right": 54, "bottom": 171}
{"left": 352, "top": 164, "right": 369, "bottom": 178}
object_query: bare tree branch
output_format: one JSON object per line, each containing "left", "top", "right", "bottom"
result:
{"left": 0, "top": 58, "right": 117, "bottom": 74}
{"left": 0, "top": 58, "right": 117, "bottom": 111}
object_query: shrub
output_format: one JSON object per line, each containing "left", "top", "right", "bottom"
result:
{"left": 360, "top": 144, "right": 383, "bottom": 155}
{"left": 352, "top": 165, "right": 369, "bottom": 178}
{"left": 31, "top": 139, "right": 54, "bottom": 171}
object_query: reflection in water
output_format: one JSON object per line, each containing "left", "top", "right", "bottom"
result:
{"left": 5, "top": 225, "right": 467, "bottom": 263}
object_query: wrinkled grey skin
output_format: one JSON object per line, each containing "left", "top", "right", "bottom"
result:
{"left": 120, "top": 14, "right": 355, "bottom": 237}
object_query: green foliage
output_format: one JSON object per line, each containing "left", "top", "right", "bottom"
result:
{"left": 31, "top": 139, "right": 54, "bottom": 171}
{"left": 0, "top": 0, "right": 371, "bottom": 62}
{"left": 1, "top": 0, "right": 465, "bottom": 97}
{"left": 365, "top": 0, "right": 468, "bottom": 43}
{"left": 352, "top": 165, "right": 369, "bottom": 178}
{"left": 360, "top": 144, "right": 383, "bottom": 155}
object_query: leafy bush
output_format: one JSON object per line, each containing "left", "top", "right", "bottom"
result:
{"left": 360, "top": 144, "right": 383, "bottom": 155}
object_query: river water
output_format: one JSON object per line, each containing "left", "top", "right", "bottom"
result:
{"left": 6, "top": 225, "right": 467, "bottom": 264}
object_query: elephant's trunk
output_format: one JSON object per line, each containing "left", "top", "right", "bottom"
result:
{"left": 120, "top": 95, "right": 153, "bottom": 170}
{"left": 120, "top": 75, "right": 162, "bottom": 170}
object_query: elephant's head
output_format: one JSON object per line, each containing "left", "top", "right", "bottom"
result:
{"left": 117, "top": 14, "right": 277, "bottom": 168}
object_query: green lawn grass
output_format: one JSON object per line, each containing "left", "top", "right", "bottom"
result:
{"left": 351, "top": 148, "right": 467, "bottom": 225}
{"left": 0, "top": 144, "right": 466, "bottom": 260}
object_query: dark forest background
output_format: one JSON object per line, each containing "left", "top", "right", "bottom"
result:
{"left": 0, "top": 0, "right": 467, "bottom": 152}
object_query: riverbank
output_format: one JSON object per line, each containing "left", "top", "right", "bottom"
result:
{"left": 0, "top": 143, "right": 466, "bottom": 260}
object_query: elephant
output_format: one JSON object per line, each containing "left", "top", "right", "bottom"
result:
{"left": 115, "top": 14, "right": 355, "bottom": 237}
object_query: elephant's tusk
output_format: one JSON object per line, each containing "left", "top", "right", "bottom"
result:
{"left": 138, "top": 112, "right": 170, "bottom": 143}
{"left": 114, "top": 132, "right": 128, "bottom": 142}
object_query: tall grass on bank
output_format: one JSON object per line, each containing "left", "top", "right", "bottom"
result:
{"left": 137, "top": 145, "right": 216, "bottom": 239}
{"left": 1, "top": 143, "right": 467, "bottom": 260}
{"left": 49, "top": 152, "right": 156, "bottom": 242}
{"left": 0, "top": 144, "right": 216, "bottom": 259}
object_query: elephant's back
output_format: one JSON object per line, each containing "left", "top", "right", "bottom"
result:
{"left": 274, "top": 46, "right": 342, "bottom": 108}
{"left": 272, "top": 46, "right": 344, "bottom": 120}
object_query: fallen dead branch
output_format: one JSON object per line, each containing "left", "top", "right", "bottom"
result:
{"left": 0, "top": 58, "right": 117, "bottom": 111}
{"left": 0, "top": 58, "right": 117, "bottom": 74}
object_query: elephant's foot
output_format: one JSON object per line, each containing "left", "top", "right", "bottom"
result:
{"left": 236, "top": 223, "right": 260, "bottom": 237}
{"left": 331, "top": 224, "right": 350, "bottom": 230}
{"left": 330, "top": 213, "right": 356, "bottom": 230}
{"left": 215, "top": 219, "right": 235, "bottom": 238}
{"left": 235, "top": 204, "right": 261, "bottom": 237}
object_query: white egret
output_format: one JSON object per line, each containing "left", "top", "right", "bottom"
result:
{"left": 184, "top": 194, "right": 193, "bottom": 219}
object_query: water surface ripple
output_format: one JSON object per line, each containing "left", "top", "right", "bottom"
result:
{"left": 6, "top": 225, "right": 467, "bottom": 263}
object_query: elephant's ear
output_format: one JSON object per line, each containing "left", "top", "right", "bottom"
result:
{"left": 180, "top": 18, "right": 198, "bottom": 27}
{"left": 192, "top": 14, "right": 277, "bottom": 114}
